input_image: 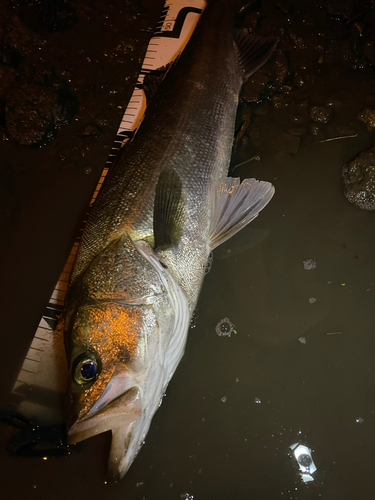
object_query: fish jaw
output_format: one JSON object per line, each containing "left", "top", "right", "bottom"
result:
{"left": 67, "top": 386, "right": 142, "bottom": 445}
{"left": 108, "top": 414, "right": 152, "bottom": 480}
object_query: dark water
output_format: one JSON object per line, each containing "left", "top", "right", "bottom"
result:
{"left": 2, "top": 1, "right": 375, "bottom": 499}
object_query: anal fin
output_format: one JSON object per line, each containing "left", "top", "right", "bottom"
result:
{"left": 209, "top": 177, "right": 275, "bottom": 250}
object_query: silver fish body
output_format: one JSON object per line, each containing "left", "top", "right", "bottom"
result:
{"left": 64, "top": 0, "right": 276, "bottom": 479}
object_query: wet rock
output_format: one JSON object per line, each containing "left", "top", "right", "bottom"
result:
{"left": 272, "top": 93, "right": 292, "bottom": 109}
{"left": 78, "top": 124, "right": 104, "bottom": 138}
{"left": 273, "top": 50, "right": 288, "bottom": 84}
{"left": 324, "top": 0, "right": 354, "bottom": 21}
{"left": 358, "top": 107, "right": 375, "bottom": 129}
{"left": 0, "top": 44, "right": 23, "bottom": 67}
{"left": 2, "top": 15, "right": 45, "bottom": 58}
{"left": 309, "top": 105, "right": 333, "bottom": 124}
{"left": 5, "top": 84, "right": 78, "bottom": 146}
{"left": 241, "top": 69, "right": 272, "bottom": 104}
{"left": 309, "top": 123, "right": 324, "bottom": 137}
{"left": 275, "top": 0, "right": 294, "bottom": 15}
{"left": 0, "top": 65, "right": 16, "bottom": 99}
{"left": 273, "top": 132, "right": 300, "bottom": 154}
{"left": 289, "top": 31, "right": 306, "bottom": 51}
{"left": 364, "top": 41, "right": 375, "bottom": 67}
{"left": 343, "top": 147, "right": 375, "bottom": 210}
{"left": 243, "top": 11, "right": 261, "bottom": 31}
{"left": 39, "top": 0, "right": 78, "bottom": 32}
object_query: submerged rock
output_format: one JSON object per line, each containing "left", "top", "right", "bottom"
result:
{"left": 358, "top": 107, "right": 375, "bottom": 129}
{"left": 309, "top": 105, "right": 333, "bottom": 124}
{"left": 4, "top": 84, "right": 78, "bottom": 146}
{"left": 343, "top": 147, "right": 375, "bottom": 210}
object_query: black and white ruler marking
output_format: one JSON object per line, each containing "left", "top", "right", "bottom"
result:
{"left": 10, "top": 0, "right": 205, "bottom": 423}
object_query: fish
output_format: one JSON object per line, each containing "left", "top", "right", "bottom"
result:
{"left": 63, "top": 0, "right": 277, "bottom": 480}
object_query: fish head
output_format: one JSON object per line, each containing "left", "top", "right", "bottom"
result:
{"left": 63, "top": 236, "right": 189, "bottom": 479}
{"left": 65, "top": 301, "right": 152, "bottom": 438}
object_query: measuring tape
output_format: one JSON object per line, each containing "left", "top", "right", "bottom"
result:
{"left": 10, "top": 0, "right": 205, "bottom": 424}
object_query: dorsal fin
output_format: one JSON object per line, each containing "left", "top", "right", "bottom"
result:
{"left": 235, "top": 32, "right": 278, "bottom": 81}
{"left": 153, "top": 167, "right": 185, "bottom": 250}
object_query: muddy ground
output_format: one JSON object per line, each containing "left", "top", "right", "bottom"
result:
{"left": 1, "top": 1, "right": 375, "bottom": 499}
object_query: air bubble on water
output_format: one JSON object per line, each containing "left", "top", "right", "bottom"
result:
{"left": 255, "top": 397, "right": 261, "bottom": 404}
{"left": 221, "top": 396, "right": 227, "bottom": 403}
{"left": 205, "top": 252, "right": 213, "bottom": 275}
{"left": 215, "top": 317, "right": 236, "bottom": 337}
{"left": 309, "top": 297, "right": 316, "bottom": 304}
{"left": 84, "top": 166, "right": 92, "bottom": 175}
{"left": 298, "top": 336, "right": 306, "bottom": 344}
{"left": 303, "top": 259, "right": 317, "bottom": 270}
{"left": 356, "top": 417, "right": 364, "bottom": 423}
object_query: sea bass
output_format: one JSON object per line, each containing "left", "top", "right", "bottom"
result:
{"left": 63, "top": 0, "right": 276, "bottom": 480}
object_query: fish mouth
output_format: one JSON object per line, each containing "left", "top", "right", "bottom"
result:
{"left": 67, "top": 386, "right": 142, "bottom": 444}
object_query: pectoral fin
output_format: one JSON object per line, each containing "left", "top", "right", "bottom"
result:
{"left": 153, "top": 167, "right": 185, "bottom": 250}
{"left": 209, "top": 177, "right": 275, "bottom": 250}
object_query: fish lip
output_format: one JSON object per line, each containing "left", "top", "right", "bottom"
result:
{"left": 67, "top": 387, "right": 142, "bottom": 444}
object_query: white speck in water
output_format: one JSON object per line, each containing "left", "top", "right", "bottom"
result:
{"left": 221, "top": 396, "right": 227, "bottom": 403}
{"left": 227, "top": 248, "right": 232, "bottom": 254}
{"left": 309, "top": 297, "right": 316, "bottom": 303}
{"left": 255, "top": 397, "right": 261, "bottom": 404}
{"left": 298, "top": 336, "right": 307, "bottom": 344}
{"left": 303, "top": 259, "right": 317, "bottom": 270}
{"left": 356, "top": 417, "right": 364, "bottom": 423}
{"left": 181, "top": 494, "right": 194, "bottom": 500}
{"left": 235, "top": 377, "right": 240, "bottom": 382}
{"left": 215, "top": 317, "right": 237, "bottom": 337}
{"left": 136, "top": 482, "right": 144, "bottom": 487}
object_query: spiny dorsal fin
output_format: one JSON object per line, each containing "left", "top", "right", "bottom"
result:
{"left": 234, "top": 32, "right": 278, "bottom": 81}
{"left": 209, "top": 177, "right": 275, "bottom": 250}
{"left": 154, "top": 167, "right": 185, "bottom": 250}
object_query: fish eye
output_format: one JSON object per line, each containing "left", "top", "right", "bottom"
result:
{"left": 73, "top": 353, "right": 101, "bottom": 385}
